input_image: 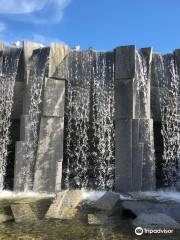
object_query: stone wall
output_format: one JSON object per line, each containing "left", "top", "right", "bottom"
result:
{"left": 0, "top": 41, "right": 178, "bottom": 193}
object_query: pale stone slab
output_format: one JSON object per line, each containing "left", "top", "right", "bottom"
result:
{"left": 33, "top": 117, "right": 64, "bottom": 193}
{"left": 49, "top": 43, "right": 69, "bottom": 79}
{"left": 43, "top": 78, "right": 65, "bottom": 117}
{"left": 46, "top": 190, "right": 86, "bottom": 219}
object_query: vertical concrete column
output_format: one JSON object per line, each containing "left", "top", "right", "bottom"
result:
{"left": 115, "top": 46, "right": 155, "bottom": 192}
{"left": 33, "top": 43, "right": 69, "bottom": 193}
{"left": 14, "top": 43, "right": 49, "bottom": 191}
{"left": 114, "top": 45, "right": 135, "bottom": 192}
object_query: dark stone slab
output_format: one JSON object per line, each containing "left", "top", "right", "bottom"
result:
{"left": 11, "top": 82, "right": 24, "bottom": 119}
{"left": 115, "top": 45, "right": 135, "bottom": 79}
{"left": 115, "top": 119, "right": 132, "bottom": 192}
{"left": 174, "top": 49, "right": 180, "bottom": 75}
{"left": 132, "top": 119, "right": 143, "bottom": 191}
{"left": 115, "top": 79, "right": 133, "bottom": 119}
{"left": 121, "top": 200, "right": 180, "bottom": 222}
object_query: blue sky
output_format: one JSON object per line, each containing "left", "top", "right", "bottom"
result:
{"left": 0, "top": 0, "right": 180, "bottom": 52}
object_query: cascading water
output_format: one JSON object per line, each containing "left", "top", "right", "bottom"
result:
{"left": 0, "top": 48, "right": 21, "bottom": 190}
{"left": 63, "top": 50, "right": 115, "bottom": 190}
{"left": 63, "top": 51, "right": 91, "bottom": 189}
{"left": 135, "top": 50, "right": 150, "bottom": 118}
{"left": 90, "top": 52, "right": 115, "bottom": 189}
{"left": 153, "top": 54, "right": 179, "bottom": 187}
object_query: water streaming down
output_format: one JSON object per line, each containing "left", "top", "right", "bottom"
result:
{"left": 63, "top": 50, "right": 115, "bottom": 190}
{"left": 63, "top": 51, "right": 91, "bottom": 189}
{"left": 135, "top": 50, "right": 150, "bottom": 118}
{"left": 22, "top": 48, "right": 50, "bottom": 191}
{"left": 0, "top": 48, "right": 21, "bottom": 190}
{"left": 153, "top": 54, "right": 180, "bottom": 187}
{"left": 90, "top": 52, "right": 115, "bottom": 189}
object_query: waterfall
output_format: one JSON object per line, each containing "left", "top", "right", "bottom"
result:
{"left": 63, "top": 50, "right": 115, "bottom": 190}
{"left": 135, "top": 50, "right": 150, "bottom": 118}
{"left": 153, "top": 54, "right": 179, "bottom": 187}
{"left": 63, "top": 51, "right": 91, "bottom": 189}
{"left": 90, "top": 52, "right": 115, "bottom": 189}
{"left": 0, "top": 48, "right": 21, "bottom": 190}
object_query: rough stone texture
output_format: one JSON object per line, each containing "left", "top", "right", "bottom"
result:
{"left": 132, "top": 213, "right": 180, "bottom": 228}
{"left": 46, "top": 190, "right": 86, "bottom": 219}
{"left": 115, "top": 79, "right": 133, "bottom": 119}
{"left": 151, "top": 86, "right": 161, "bottom": 121}
{"left": 121, "top": 200, "right": 180, "bottom": 221}
{"left": 174, "top": 49, "right": 180, "bottom": 75}
{"left": 139, "top": 119, "right": 156, "bottom": 190}
{"left": 49, "top": 43, "right": 69, "bottom": 79}
{"left": 132, "top": 120, "right": 143, "bottom": 191}
{"left": 33, "top": 117, "right": 64, "bottom": 193}
{"left": 88, "top": 213, "right": 109, "bottom": 225}
{"left": 115, "top": 45, "right": 135, "bottom": 79}
{"left": 14, "top": 141, "right": 26, "bottom": 191}
{"left": 115, "top": 120, "right": 132, "bottom": 192}
{"left": 11, "top": 82, "right": 24, "bottom": 119}
{"left": 19, "top": 115, "right": 31, "bottom": 141}
{"left": 11, "top": 204, "right": 38, "bottom": 222}
{"left": 93, "top": 192, "right": 120, "bottom": 211}
{"left": 11, "top": 198, "right": 52, "bottom": 223}
{"left": 43, "top": 78, "right": 65, "bottom": 117}
{"left": 0, "top": 206, "right": 13, "bottom": 223}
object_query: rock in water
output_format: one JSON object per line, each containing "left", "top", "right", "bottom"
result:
{"left": 121, "top": 200, "right": 180, "bottom": 221}
{"left": 88, "top": 213, "right": 109, "bottom": 225}
{"left": 93, "top": 192, "right": 120, "bottom": 211}
{"left": 133, "top": 213, "right": 180, "bottom": 229}
{"left": 46, "top": 190, "right": 86, "bottom": 219}
{"left": 11, "top": 197, "right": 53, "bottom": 223}
{"left": 0, "top": 206, "right": 13, "bottom": 223}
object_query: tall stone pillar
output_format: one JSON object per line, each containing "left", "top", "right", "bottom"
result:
{"left": 14, "top": 42, "right": 49, "bottom": 191}
{"left": 33, "top": 43, "right": 69, "bottom": 193}
{"left": 115, "top": 46, "right": 135, "bottom": 192}
{"left": 115, "top": 46, "right": 156, "bottom": 192}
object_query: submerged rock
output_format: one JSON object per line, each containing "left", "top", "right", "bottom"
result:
{"left": 132, "top": 213, "right": 180, "bottom": 229}
{"left": 92, "top": 192, "right": 120, "bottom": 211}
{"left": 121, "top": 200, "right": 180, "bottom": 221}
{"left": 46, "top": 190, "right": 86, "bottom": 219}
{"left": 0, "top": 206, "right": 13, "bottom": 223}
{"left": 88, "top": 213, "right": 109, "bottom": 225}
{"left": 11, "top": 197, "right": 53, "bottom": 223}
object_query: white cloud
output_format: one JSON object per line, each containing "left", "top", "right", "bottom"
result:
{"left": 0, "top": 0, "right": 71, "bottom": 23}
{"left": 0, "top": 0, "right": 47, "bottom": 14}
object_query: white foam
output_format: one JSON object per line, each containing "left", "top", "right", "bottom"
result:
{"left": 0, "top": 190, "right": 55, "bottom": 200}
{"left": 82, "top": 190, "right": 106, "bottom": 201}
{"left": 130, "top": 190, "right": 180, "bottom": 202}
